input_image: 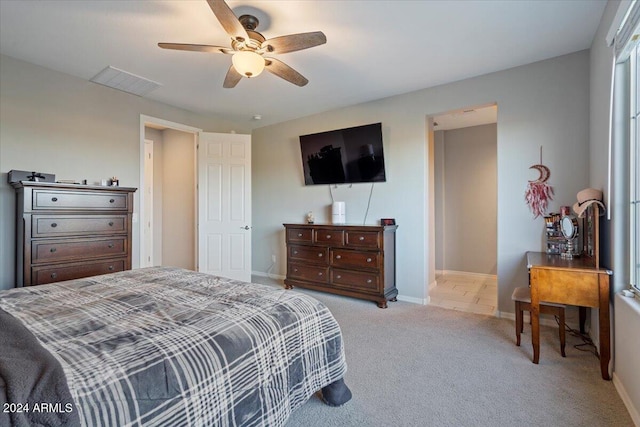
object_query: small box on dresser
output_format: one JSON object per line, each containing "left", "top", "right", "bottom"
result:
{"left": 283, "top": 223, "right": 398, "bottom": 308}
{"left": 12, "top": 181, "right": 137, "bottom": 287}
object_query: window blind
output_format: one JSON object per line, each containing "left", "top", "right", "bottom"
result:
{"left": 615, "top": 0, "right": 640, "bottom": 62}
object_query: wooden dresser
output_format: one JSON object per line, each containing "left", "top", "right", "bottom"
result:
{"left": 283, "top": 223, "right": 398, "bottom": 308}
{"left": 12, "top": 181, "right": 137, "bottom": 287}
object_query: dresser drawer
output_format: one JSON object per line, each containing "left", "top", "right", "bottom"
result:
{"left": 332, "top": 268, "right": 380, "bottom": 293}
{"left": 32, "top": 237, "right": 127, "bottom": 263}
{"left": 331, "top": 248, "right": 380, "bottom": 270}
{"left": 31, "top": 258, "right": 126, "bottom": 285}
{"left": 287, "top": 262, "right": 329, "bottom": 283}
{"left": 314, "top": 229, "right": 344, "bottom": 245}
{"left": 287, "top": 227, "right": 313, "bottom": 243}
{"left": 32, "top": 215, "right": 127, "bottom": 237}
{"left": 33, "top": 189, "right": 129, "bottom": 211}
{"left": 345, "top": 231, "right": 380, "bottom": 249}
{"left": 289, "top": 245, "right": 329, "bottom": 264}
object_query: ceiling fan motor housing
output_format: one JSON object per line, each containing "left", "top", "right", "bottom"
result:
{"left": 239, "top": 14, "right": 259, "bottom": 31}
{"left": 232, "top": 31, "right": 265, "bottom": 51}
{"left": 231, "top": 15, "right": 265, "bottom": 51}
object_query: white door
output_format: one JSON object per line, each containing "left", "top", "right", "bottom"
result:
{"left": 198, "top": 132, "right": 252, "bottom": 282}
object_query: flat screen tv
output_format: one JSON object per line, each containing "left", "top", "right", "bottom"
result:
{"left": 299, "top": 122, "right": 387, "bottom": 185}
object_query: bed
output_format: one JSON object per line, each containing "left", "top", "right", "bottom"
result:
{"left": 0, "top": 266, "right": 351, "bottom": 426}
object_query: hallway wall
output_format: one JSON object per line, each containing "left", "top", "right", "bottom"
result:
{"left": 434, "top": 123, "right": 497, "bottom": 275}
{"left": 143, "top": 127, "right": 195, "bottom": 270}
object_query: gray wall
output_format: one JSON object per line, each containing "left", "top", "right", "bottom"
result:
{"left": 0, "top": 54, "right": 247, "bottom": 289}
{"left": 434, "top": 130, "right": 445, "bottom": 271}
{"left": 589, "top": 0, "right": 639, "bottom": 418}
{"left": 144, "top": 127, "right": 195, "bottom": 269}
{"left": 252, "top": 50, "right": 590, "bottom": 309}
{"left": 435, "top": 124, "right": 497, "bottom": 275}
{"left": 590, "top": 1, "right": 630, "bottom": 291}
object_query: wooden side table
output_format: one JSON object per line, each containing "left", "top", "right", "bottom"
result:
{"left": 526, "top": 251, "right": 612, "bottom": 380}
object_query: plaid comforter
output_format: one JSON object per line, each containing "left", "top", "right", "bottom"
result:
{"left": 0, "top": 267, "right": 348, "bottom": 426}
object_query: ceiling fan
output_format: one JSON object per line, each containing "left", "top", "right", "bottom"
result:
{"left": 158, "top": 0, "right": 326, "bottom": 88}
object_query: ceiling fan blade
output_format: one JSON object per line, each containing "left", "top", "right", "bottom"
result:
{"left": 158, "top": 43, "right": 233, "bottom": 54}
{"left": 264, "top": 58, "right": 309, "bottom": 87}
{"left": 206, "top": 0, "right": 249, "bottom": 43}
{"left": 262, "top": 31, "right": 326, "bottom": 54}
{"left": 223, "top": 65, "right": 243, "bottom": 88}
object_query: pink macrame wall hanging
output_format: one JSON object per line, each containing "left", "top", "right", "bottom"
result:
{"left": 524, "top": 147, "right": 554, "bottom": 218}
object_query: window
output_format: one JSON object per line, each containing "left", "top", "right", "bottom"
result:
{"left": 610, "top": 0, "right": 640, "bottom": 290}
{"left": 632, "top": 42, "right": 640, "bottom": 290}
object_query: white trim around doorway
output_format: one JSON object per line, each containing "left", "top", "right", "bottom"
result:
{"left": 139, "top": 115, "right": 202, "bottom": 269}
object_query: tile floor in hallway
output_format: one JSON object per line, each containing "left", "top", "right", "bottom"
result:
{"left": 429, "top": 272, "right": 497, "bottom": 316}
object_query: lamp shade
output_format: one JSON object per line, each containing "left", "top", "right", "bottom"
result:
{"left": 232, "top": 51, "right": 265, "bottom": 78}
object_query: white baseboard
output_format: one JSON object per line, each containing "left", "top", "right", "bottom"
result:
{"left": 397, "top": 294, "right": 428, "bottom": 305}
{"left": 497, "top": 310, "right": 568, "bottom": 328}
{"left": 436, "top": 269, "right": 497, "bottom": 280}
{"left": 252, "top": 271, "right": 429, "bottom": 305}
{"left": 251, "top": 271, "right": 285, "bottom": 281}
{"left": 613, "top": 372, "right": 640, "bottom": 427}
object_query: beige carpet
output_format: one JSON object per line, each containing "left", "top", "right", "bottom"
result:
{"left": 251, "top": 278, "right": 634, "bottom": 427}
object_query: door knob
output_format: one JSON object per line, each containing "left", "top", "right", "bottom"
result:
{"left": 241, "top": 225, "right": 251, "bottom": 230}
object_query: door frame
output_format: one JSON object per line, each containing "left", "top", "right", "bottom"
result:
{"left": 142, "top": 138, "right": 154, "bottom": 267}
{"left": 139, "top": 115, "right": 202, "bottom": 269}
{"left": 426, "top": 103, "right": 498, "bottom": 305}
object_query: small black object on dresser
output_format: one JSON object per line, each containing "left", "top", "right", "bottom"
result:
{"left": 12, "top": 181, "right": 137, "bottom": 287}
{"left": 283, "top": 223, "right": 398, "bottom": 308}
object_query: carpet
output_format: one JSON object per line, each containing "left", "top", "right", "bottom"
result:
{"left": 274, "top": 286, "right": 634, "bottom": 427}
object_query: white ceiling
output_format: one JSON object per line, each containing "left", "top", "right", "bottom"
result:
{"left": 0, "top": 0, "right": 607, "bottom": 129}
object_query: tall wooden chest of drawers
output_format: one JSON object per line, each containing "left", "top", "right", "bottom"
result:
{"left": 12, "top": 181, "right": 137, "bottom": 287}
{"left": 283, "top": 223, "right": 398, "bottom": 308}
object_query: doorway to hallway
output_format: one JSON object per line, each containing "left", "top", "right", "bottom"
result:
{"left": 428, "top": 103, "right": 498, "bottom": 315}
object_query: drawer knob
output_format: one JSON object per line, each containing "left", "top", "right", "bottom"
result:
{"left": 108, "top": 265, "right": 114, "bottom": 271}
{"left": 293, "top": 250, "right": 298, "bottom": 255}
{"left": 108, "top": 221, "right": 114, "bottom": 227}
{"left": 297, "top": 233, "right": 303, "bottom": 237}
{"left": 326, "top": 234, "right": 331, "bottom": 239}
{"left": 318, "top": 253, "right": 323, "bottom": 257}
{"left": 318, "top": 272, "right": 323, "bottom": 276}
{"left": 50, "top": 247, "right": 57, "bottom": 253}
{"left": 336, "top": 255, "right": 342, "bottom": 259}
{"left": 50, "top": 273, "right": 57, "bottom": 279}
{"left": 109, "top": 199, "right": 115, "bottom": 203}
{"left": 108, "top": 243, "right": 114, "bottom": 248}
{"left": 336, "top": 275, "right": 341, "bottom": 279}
{"left": 367, "top": 258, "right": 372, "bottom": 263}
{"left": 51, "top": 223, "right": 57, "bottom": 228}
{"left": 359, "top": 236, "right": 365, "bottom": 241}
{"left": 367, "top": 279, "right": 372, "bottom": 283}
{"left": 293, "top": 268, "right": 298, "bottom": 272}
{"left": 51, "top": 197, "right": 58, "bottom": 202}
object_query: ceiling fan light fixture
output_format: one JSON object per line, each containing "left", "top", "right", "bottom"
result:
{"left": 232, "top": 51, "right": 265, "bottom": 78}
